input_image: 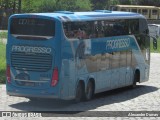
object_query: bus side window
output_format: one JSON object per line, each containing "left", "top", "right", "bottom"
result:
{"left": 93, "top": 21, "right": 106, "bottom": 38}
{"left": 88, "top": 22, "right": 95, "bottom": 38}
{"left": 63, "top": 22, "right": 92, "bottom": 40}
{"left": 129, "top": 19, "right": 139, "bottom": 35}
{"left": 103, "top": 19, "right": 129, "bottom": 37}
{"left": 94, "top": 21, "right": 99, "bottom": 38}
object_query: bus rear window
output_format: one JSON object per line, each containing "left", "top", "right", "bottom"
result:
{"left": 10, "top": 18, "right": 55, "bottom": 39}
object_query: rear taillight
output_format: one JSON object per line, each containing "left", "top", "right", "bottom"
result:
{"left": 6, "top": 65, "right": 11, "bottom": 83}
{"left": 51, "top": 67, "right": 59, "bottom": 86}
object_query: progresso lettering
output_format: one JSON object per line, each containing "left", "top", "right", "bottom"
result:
{"left": 106, "top": 38, "right": 130, "bottom": 50}
{"left": 12, "top": 45, "right": 52, "bottom": 54}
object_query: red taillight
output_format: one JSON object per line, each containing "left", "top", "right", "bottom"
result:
{"left": 6, "top": 65, "right": 11, "bottom": 83}
{"left": 51, "top": 67, "right": 59, "bottom": 86}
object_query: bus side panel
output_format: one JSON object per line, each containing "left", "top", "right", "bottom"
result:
{"left": 60, "top": 35, "right": 150, "bottom": 97}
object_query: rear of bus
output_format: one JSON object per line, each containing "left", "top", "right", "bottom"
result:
{"left": 6, "top": 14, "right": 62, "bottom": 99}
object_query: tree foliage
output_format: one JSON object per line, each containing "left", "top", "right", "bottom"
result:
{"left": 138, "top": 0, "right": 160, "bottom": 6}
{"left": 21, "top": 0, "right": 34, "bottom": 12}
{"left": 0, "top": 0, "right": 20, "bottom": 13}
{"left": 37, "top": 0, "right": 56, "bottom": 12}
{"left": 91, "top": 0, "right": 119, "bottom": 10}
{"left": 119, "top": 0, "right": 132, "bottom": 5}
{"left": 21, "top": 0, "right": 92, "bottom": 13}
{"left": 1, "top": 0, "right": 160, "bottom": 14}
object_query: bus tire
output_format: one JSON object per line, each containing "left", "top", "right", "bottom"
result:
{"left": 132, "top": 77, "right": 137, "bottom": 88}
{"left": 85, "top": 81, "right": 94, "bottom": 101}
{"left": 28, "top": 97, "right": 39, "bottom": 102}
{"left": 75, "top": 82, "right": 85, "bottom": 102}
{"left": 132, "top": 71, "right": 139, "bottom": 88}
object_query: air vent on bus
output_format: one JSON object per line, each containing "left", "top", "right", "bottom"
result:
{"left": 54, "top": 11, "right": 74, "bottom": 14}
{"left": 11, "top": 52, "right": 52, "bottom": 72}
{"left": 94, "top": 10, "right": 112, "bottom": 13}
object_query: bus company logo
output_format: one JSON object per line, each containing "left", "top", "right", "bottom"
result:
{"left": 12, "top": 45, "right": 52, "bottom": 54}
{"left": 106, "top": 38, "right": 130, "bottom": 50}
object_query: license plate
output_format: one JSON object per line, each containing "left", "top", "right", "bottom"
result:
{"left": 24, "top": 82, "right": 35, "bottom": 87}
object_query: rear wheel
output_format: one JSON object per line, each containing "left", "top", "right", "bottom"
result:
{"left": 85, "top": 81, "right": 94, "bottom": 101}
{"left": 75, "top": 82, "right": 85, "bottom": 102}
{"left": 132, "top": 72, "right": 139, "bottom": 88}
{"left": 132, "top": 77, "right": 137, "bottom": 88}
{"left": 28, "top": 97, "right": 40, "bottom": 102}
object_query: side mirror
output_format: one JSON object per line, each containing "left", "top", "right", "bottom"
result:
{"left": 140, "top": 33, "right": 157, "bottom": 50}
{"left": 153, "top": 38, "right": 157, "bottom": 50}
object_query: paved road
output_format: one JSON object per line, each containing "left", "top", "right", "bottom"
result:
{"left": 0, "top": 53, "right": 160, "bottom": 120}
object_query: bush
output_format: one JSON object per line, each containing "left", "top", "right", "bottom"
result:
{"left": 0, "top": 42, "right": 6, "bottom": 84}
{"left": 0, "top": 31, "right": 7, "bottom": 39}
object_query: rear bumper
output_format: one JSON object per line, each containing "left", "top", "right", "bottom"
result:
{"left": 6, "top": 84, "right": 59, "bottom": 99}
{"left": 7, "top": 91, "right": 59, "bottom": 99}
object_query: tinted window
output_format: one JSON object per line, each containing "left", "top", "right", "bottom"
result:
{"left": 63, "top": 21, "right": 94, "bottom": 39}
{"left": 137, "top": 18, "right": 149, "bottom": 50}
{"left": 63, "top": 19, "right": 139, "bottom": 40}
{"left": 128, "top": 19, "right": 139, "bottom": 34}
{"left": 10, "top": 18, "right": 55, "bottom": 37}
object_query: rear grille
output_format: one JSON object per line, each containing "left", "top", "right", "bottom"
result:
{"left": 11, "top": 52, "right": 52, "bottom": 72}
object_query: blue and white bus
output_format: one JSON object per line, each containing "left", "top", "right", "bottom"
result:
{"left": 6, "top": 10, "right": 155, "bottom": 102}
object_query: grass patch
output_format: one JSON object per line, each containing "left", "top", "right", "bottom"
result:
{"left": 0, "top": 42, "right": 6, "bottom": 84}
{"left": 150, "top": 38, "right": 160, "bottom": 53}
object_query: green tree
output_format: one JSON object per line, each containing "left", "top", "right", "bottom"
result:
{"left": 75, "top": 0, "right": 92, "bottom": 11}
{"left": 0, "top": 0, "right": 21, "bottom": 13}
{"left": 37, "top": 0, "right": 56, "bottom": 12}
{"left": 18, "top": 0, "right": 21, "bottom": 13}
{"left": 21, "top": 0, "right": 92, "bottom": 13}
{"left": 138, "top": 0, "right": 160, "bottom": 6}
{"left": 119, "top": 0, "right": 132, "bottom": 5}
{"left": 55, "top": 0, "right": 92, "bottom": 11}
{"left": 91, "top": 0, "right": 107, "bottom": 10}
{"left": 21, "top": 0, "right": 34, "bottom": 12}
{"left": 91, "top": 0, "right": 119, "bottom": 10}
